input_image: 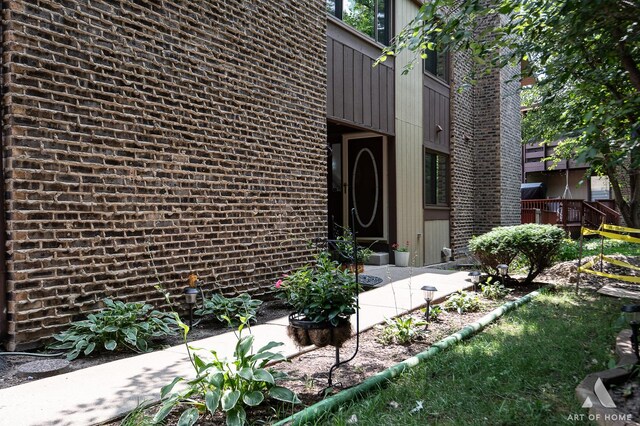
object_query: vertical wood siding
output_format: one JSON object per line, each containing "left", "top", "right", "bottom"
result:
{"left": 394, "top": 0, "right": 426, "bottom": 265}
{"left": 424, "top": 220, "right": 450, "bottom": 265}
{"left": 327, "top": 19, "right": 395, "bottom": 135}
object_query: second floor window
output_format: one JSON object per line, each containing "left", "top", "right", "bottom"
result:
{"left": 424, "top": 150, "right": 449, "bottom": 206}
{"left": 424, "top": 47, "right": 450, "bottom": 83}
{"left": 327, "top": 0, "right": 391, "bottom": 45}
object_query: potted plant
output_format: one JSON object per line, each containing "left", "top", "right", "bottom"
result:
{"left": 392, "top": 241, "right": 410, "bottom": 267}
{"left": 334, "top": 225, "right": 374, "bottom": 273}
{"left": 276, "top": 251, "right": 360, "bottom": 348}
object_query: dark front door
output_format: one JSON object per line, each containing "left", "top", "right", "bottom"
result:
{"left": 344, "top": 134, "right": 386, "bottom": 240}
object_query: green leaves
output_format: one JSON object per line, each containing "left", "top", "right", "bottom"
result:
{"left": 48, "top": 297, "right": 177, "bottom": 359}
{"left": 205, "top": 389, "right": 222, "bottom": 414}
{"left": 221, "top": 390, "right": 241, "bottom": 411}
{"left": 194, "top": 293, "right": 262, "bottom": 329}
{"left": 177, "top": 408, "right": 199, "bottom": 426}
{"left": 269, "top": 386, "right": 301, "bottom": 404}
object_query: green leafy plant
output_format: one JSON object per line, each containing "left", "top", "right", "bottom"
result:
{"left": 276, "top": 251, "right": 360, "bottom": 326}
{"left": 195, "top": 294, "right": 262, "bottom": 328}
{"left": 427, "top": 305, "right": 443, "bottom": 321}
{"left": 444, "top": 291, "right": 481, "bottom": 314}
{"left": 377, "top": 316, "right": 426, "bottom": 345}
{"left": 480, "top": 278, "right": 512, "bottom": 300}
{"left": 49, "top": 298, "right": 176, "bottom": 360}
{"left": 334, "top": 225, "right": 374, "bottom": 264}
{"left": 155, "top": 328, "right": 299, "bottom": 426}
{"left": 469, "top": 224, "right": 565, "bottom": 284}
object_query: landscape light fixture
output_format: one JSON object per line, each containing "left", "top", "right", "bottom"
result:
{"left": 421, "top": 285, "right": 438, "bottom": 326}
{"left": 184, "top": 274, "right": 200, "bottom": 327}
{"left": 468, "top": 271, "right": 482, "bottom": 292}
{"left": 621, "top": 305, "right": 640, "bottom": 362}
{"left": 497, "top": 264, "right": 508, "bottom": 286}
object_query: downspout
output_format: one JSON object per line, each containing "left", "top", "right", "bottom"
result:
{"left": 0, "top": 0, "right": 8, "bottom": 343}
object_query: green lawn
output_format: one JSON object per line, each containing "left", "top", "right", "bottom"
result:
{"left": 317, "top": 288, "right": 626, "bottom": 425}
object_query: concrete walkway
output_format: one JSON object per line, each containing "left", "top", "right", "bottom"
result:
{"left": 0, "top": 265, "right": 472, "bottom": 426}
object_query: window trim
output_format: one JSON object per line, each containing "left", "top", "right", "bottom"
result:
{"left": 327, "top": 0, "right": 392, "bottom": 46}
{"left": 423, "top": 149, "right": 451, "bottom": 208}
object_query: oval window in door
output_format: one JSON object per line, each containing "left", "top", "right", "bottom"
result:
{"left": 351, "top": 148, "right": 379, "bottom": 229}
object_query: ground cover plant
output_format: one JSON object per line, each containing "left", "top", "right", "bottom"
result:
{"left": 194, "top": 293, "right": 262, "bottom": 328}
{"left": 48, "top": 298, "right": 176, "bottom": 360}
{"left": 320, "top": 288, "right": 625, "bottom": 425}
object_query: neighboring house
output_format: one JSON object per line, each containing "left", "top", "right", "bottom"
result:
{"left": 0, "top": 0, "right": 521, "bottom": 350}
{"left": 522, "top": 140, "right": 612, "bottom": 202}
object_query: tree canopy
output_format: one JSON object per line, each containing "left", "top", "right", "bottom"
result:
{"left": 383, "top": 0, "right": 640, "bottom": 226}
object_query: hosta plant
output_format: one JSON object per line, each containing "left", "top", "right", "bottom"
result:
{"left": 480, "top": 278, "right": 512, "bottom": 300}
{"left": 155, "top": 326, "right": 300, "bottom": 426}
{"left": 444, "top": 291, "right": 481, "bottom": 314}
{"left": 194, "top": 293, "right": 262, "bottom": 328}
{"left": 377, "top": 316, "right": 426, "bottom": 345}
{"left": 49, "top": 298, "right": 176, "bottom": 360}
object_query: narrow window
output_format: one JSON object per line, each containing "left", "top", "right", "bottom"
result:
{"left": 424, "top": 46, "right": 450, "bottom": 83}
{"left": 424, "top": 150, "right": 449, "bottom": 206}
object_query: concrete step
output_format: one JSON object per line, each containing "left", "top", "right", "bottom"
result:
{"left": 366, "top": 252, "right": 389, "bottom": 265}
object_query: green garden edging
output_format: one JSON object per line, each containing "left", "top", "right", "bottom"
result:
{"left": 273, "top": 289, "right": 542, "bottom": 426}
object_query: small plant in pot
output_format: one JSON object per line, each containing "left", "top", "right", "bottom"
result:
{"left": 333, "top": 225, "right": 374, "bottom": 273}
{"left": 276, "top": 251, "right": 360, "bottom": 348}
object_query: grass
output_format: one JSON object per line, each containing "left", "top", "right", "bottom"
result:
{"left": 559, "top": 238, "right": 640, "bottom": 261}
{"left": 316, "top": 288, "right": 626, "bottom": 425}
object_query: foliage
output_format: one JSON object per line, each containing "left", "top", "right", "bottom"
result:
{"left": 49, "top": 298, "right": 176, "bottom": 360}
{"left": 555, "top": 237, "right": 640, "bottom": 262}
{"left": 194, "top": 294, "right": 262, "bottom": 328}
{"left": 322, "top": 289, "right": 624, "bottom": 425}
{"left": 428, "top": 305, "right": 443, "bottom": 322}
{"left": 155, "top": 328, "right": 299, "bottom": 426}
{"left": 276, "top": 251, "right": 360, "bottom": 326}
{"left": 334, "top": 225, "right": 374, "bottom": 264}
{"left": 444, "top": 291, "right": 481, "bottom": 314}
{"left": 120, "top": 402, "right": 158, "bottom": 426}
{"left": 470, "top": 224, "right": 565, "bottom": 284}
{"left": 377, "top": 316, "right": 426, "bottom": 345}
{"left": 480, "top": 278, "right": 512, "bottom": 300}
{"left": 391, "top": 241, "right": 409, "bottom": 252}
{"left": 381, "top": 0, "right": 640, "bottom": 227}
{"left": 342, "top": 0, "right": 374, "bottom": 39}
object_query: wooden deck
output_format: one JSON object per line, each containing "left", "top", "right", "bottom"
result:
{"left": 521, "top": 199, "right": 620, "bottom": 236}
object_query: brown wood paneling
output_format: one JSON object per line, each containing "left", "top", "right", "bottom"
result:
{"left": 333, "top": 41, "right": 344, "bottom": 118}
{"left": 424, "top": 207, "right": 451, "bottom": 221}
{"left": 327, "top": 40, "right": 334, "bottom": 117}
{"left": 344, "top": 46, "right": 354, "bottom": 122}
{"left": 423, "top": 73, "right": 450, "bottom": 154}
{"left": 354, "top": 51, "right": 363, "bottom": 124}
{"left": 327, "top": 18, "right": 394, "bottom": 136}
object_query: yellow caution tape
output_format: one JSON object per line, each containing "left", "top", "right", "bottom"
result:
{"left": 578, "top": 266, "right": 640, "bottom": 283}
{"left": 601, "top": 255, "right": 640, "bottom": 272}
{"left": 580, "top": 227, "right": 640, "bottom": 244}
{"left": 602, "top": 224, "right": 640, "bottom": 234}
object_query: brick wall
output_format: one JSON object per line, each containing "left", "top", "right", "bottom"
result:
{"left": 2, "top": 0, "right": 327, "bottom": 350}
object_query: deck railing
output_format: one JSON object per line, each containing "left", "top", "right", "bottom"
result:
{"left": 521, "top": 199, "right": 620, "bottom": 233}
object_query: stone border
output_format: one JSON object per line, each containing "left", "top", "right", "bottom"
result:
{"left": 575, "top": 329, "right": 640, "bottom": 426}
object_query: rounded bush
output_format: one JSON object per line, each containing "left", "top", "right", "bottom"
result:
{"left": 469, "top": 224, "right": 565, "bottom": 284}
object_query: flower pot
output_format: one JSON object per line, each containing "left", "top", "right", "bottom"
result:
{"left": 394, "top": 251, "right": 410, "bottom": 267}
{"left": 287, "top": 313, "right": 352, "bottom": 348}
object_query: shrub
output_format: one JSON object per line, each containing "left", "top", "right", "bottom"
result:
{"left": 444, "top": 291, "right": 481, "bottom": 314}
{"left": 428, "top": 305, "right": 443, "bottom": 321}
{"left": 334, "top": 225, "right": 374, "bottom": 264}
{"left": 469, "top": 224, "right": 565, "bottom": 284}
{"left": 49, "top": 298, "right": 176, "bottom": 360}
{"left": 194, "top": 293, "right": 262, "bottom": 328}
{"left": 554, "top": 238, "right": 580, "bottom": 262}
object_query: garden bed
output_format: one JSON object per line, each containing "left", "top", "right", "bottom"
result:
{"left": 125, "top": 282, "right": 542, "bottom": 425}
